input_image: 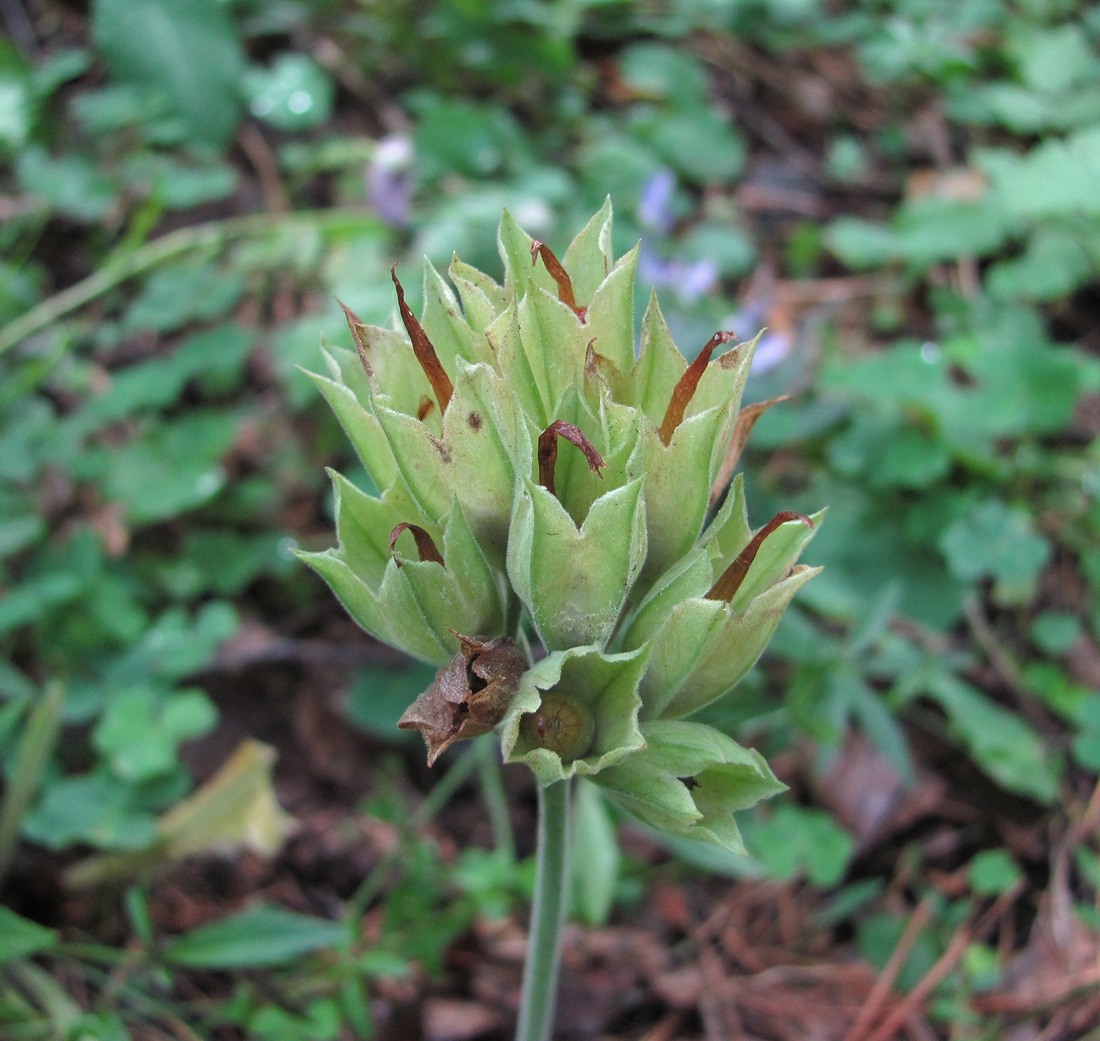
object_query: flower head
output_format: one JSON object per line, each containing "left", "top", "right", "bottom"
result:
{"left": 299, "top": 202, "right": 820, "bottom": 851}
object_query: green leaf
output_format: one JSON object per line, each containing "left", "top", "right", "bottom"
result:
{"left": 986, "top": 227, "right": 1095, "bottom": 301}
{"left": 121, "top": 265, "right": 247, "bottom": 335}
{"left": 22, "top": 772, "right": 160, "bottom": 851}
{"left": 617, "top": 43, "right": 708, "bottom": 105}
{"left": 570, "top": 780, "right": 620, "bottom": 926}
{"left": 979, "top": 128, "right": 1100, "bottom": 219}
{"left": 94, "top": 687, "right": 217, "bottom": 782}
{"left": 927, "top": 672, "right": 1060, "bottom": 804}
{"left": 91, "top": 0, "right": 246, "bottom": 148}
{"left": 645, "top": 108, "right": 746, "bottom": 184}
{"left": 969, "top": 849, "right": 1023, "bottom": 896}
{"left": 93, "top": 410, "right": 239, "bottom": 524}
{"left": 0, "top": 907, "right": 59, "bottom": 964}
{"left": 244, "top": 54, "right": 334, "bottom": 132}
{"left": 739, "top": 804, "right": 854, "bottom": 887}
{"left": 166, "top": 905, "right": 345, "bottom": 968}
{"left": 345, "top": 662, "right": 438, "bottom": 738}
{"left": 0, "top": 40, "right": 33, "bottom": 153}
{"left": 1030, "top": 611, "right": 1082, "bottom": 655}
{"left": 104, "top": 602, "right": 239, "bottom": 685}
{"left": 15, "top": 146, "right": 116, "bottom": 220}
{"left": 940, "top": 500, "right": 1051, "bottom": 603}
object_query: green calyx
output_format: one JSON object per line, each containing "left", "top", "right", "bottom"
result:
{"left": 593, "top": 720, "right": 787, "bottom": 854}
{"left": 302, "top": 201, "right": 821, "bottom": 843}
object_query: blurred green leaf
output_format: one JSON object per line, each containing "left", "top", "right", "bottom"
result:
{"left": 643, "top": 108, "right": 745, "bottom": 183}
{"left": 570, "top": 779, "right": 620, "bottom": 926}
{"left": 165, "top": 905, "right": 344, "bottom": 968}
{"left": 94, "top": 686, "right": 217, "bottom": 782}
{"left": 345, "top": 662, "right": 438, "bottom": 738}
{"left": 412, "top": 96, "right": 531, "bottom": 180}
{"left": 986, "top": 227, "right": 1096, "bottom": 301}
{"left": 617, "top": 43, "right": 708, "bottom": 104}
{"left": 0, "top": 907, "right": 59, "bottom": 964}
{"left": 15, "top": 146, "right": 117, "bottom": 220}
{"left": 121, "top": 265, "right": 247, "bottom": 335}
{"left": 104, "top": 602, "right": 238, "bottom": 686}
{"left": 969, "top": 849, "right": 1023, "bottom": 895}
{"left": 940, "top": 500, "right": 1051, "bottom": 602}
{"left": 858, "top": 911, "right": 939, "bottom": 991}
{"left": 92, "top": 0, "right": 246, "bottom": 148}
{"left": 925, "top": 672, "right": 1060, "bottom": 804}
{"left": 23, "top": 772, "right": 162, "bottom": 850}
{"left": 0, "top": 40, "right": 33, "bottom": 153}
{"left": 244, "top": 54, "right": 334, "bottom": 132}
{"left": 75, "top": 328, "right": 254, "bottom": 430}
{"left": 88, "top": 411, "right": 239, "bottom": 525}
{"left": 739, "top": 805, "right": 854, "bottom": 887}
{"left": 1030, "top": 611, "right": 1081, "bottom": 655}
{"left": 979, "top": 127, "right": 1100, "bottom": 219}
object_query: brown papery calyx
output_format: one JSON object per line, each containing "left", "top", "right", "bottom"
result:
{"left": 398, "top": 635, "right": 528, "bottom": 766}
{"left": 537, "top": 420, "right": 606, "bottom": 497}
{"left": 706, "top": 511, "right": 813, "bottom": 603}
{"left": 531, "top": 240, "right": 585, "bottom": 320}
{"left": 658, "top": 331, "right": 737, "bottom": 446}
{"left": 391, "top": 266, "right": 454, "bottom": 413}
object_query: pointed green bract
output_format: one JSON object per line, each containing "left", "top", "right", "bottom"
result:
{"left": 507, "top": 477, "right": 647, "bottom": 652}
{"left": 594, "top": 721, "right": 787, "bottom": 854}
{"left": 303, "top": 204, "right": 820, "bottom": 845}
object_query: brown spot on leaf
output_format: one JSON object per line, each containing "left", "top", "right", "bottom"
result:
{"left": 398, "top": 635, "right": 528, "bottom": 766}
{"left": 467, "top": 411, "right": 483, "bottom": 431}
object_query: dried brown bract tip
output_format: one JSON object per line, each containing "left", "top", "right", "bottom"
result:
{"left": 537, "top": 420, "right": 606, "bottom": 497}
{"left": 389, "top": 523, "right": 444, "bottom": 566}
{"left": 658, "top": 331, "right": 737, "bottom": 446}
{"left": 706, "top": 511, "right": 813, "bottom": 603}
{"left": 531, "top": 240, "right": 585, "bottom": 320}
{"left": 391, "top": 265, "right": 454, "bottom": 413}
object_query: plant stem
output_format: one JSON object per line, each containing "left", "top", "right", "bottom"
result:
{"left": 0, "top": 209, "right": 382, "bottom": 356}
{"left": 515, "top": 778, "right": 571, "bottom": 1041}
{"left": 0, "top": 682, "right": 64, "bottom": 888}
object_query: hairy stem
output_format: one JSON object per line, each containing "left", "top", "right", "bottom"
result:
{"left": 515, "top": 778, "right": 571, "bottom": 1041}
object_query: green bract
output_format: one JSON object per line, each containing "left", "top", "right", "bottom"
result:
{"left": 299, "top": 202, "right": 821, "bottom": 852}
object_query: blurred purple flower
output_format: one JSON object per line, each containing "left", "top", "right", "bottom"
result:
{"left": 639, "top": 248, "right": 719, "bottom": 304}
{"left": 727, "top": 301, "right": 792, "bottom": 373}
{"left": 748, "top": 330, "right": 793, "bottom": 373}
{"left": 638, "top": 168, "right": 677, "bottom": 233}
{"left": 367, "top": 135, "right": 414, "bottom": 227}
{"left": 637, "top": 170, "right": 719, "bottom": 303}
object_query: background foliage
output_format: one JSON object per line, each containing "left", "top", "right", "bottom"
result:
{"left": 1, "top": 0, "right": 1098, "bottom": 1038}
